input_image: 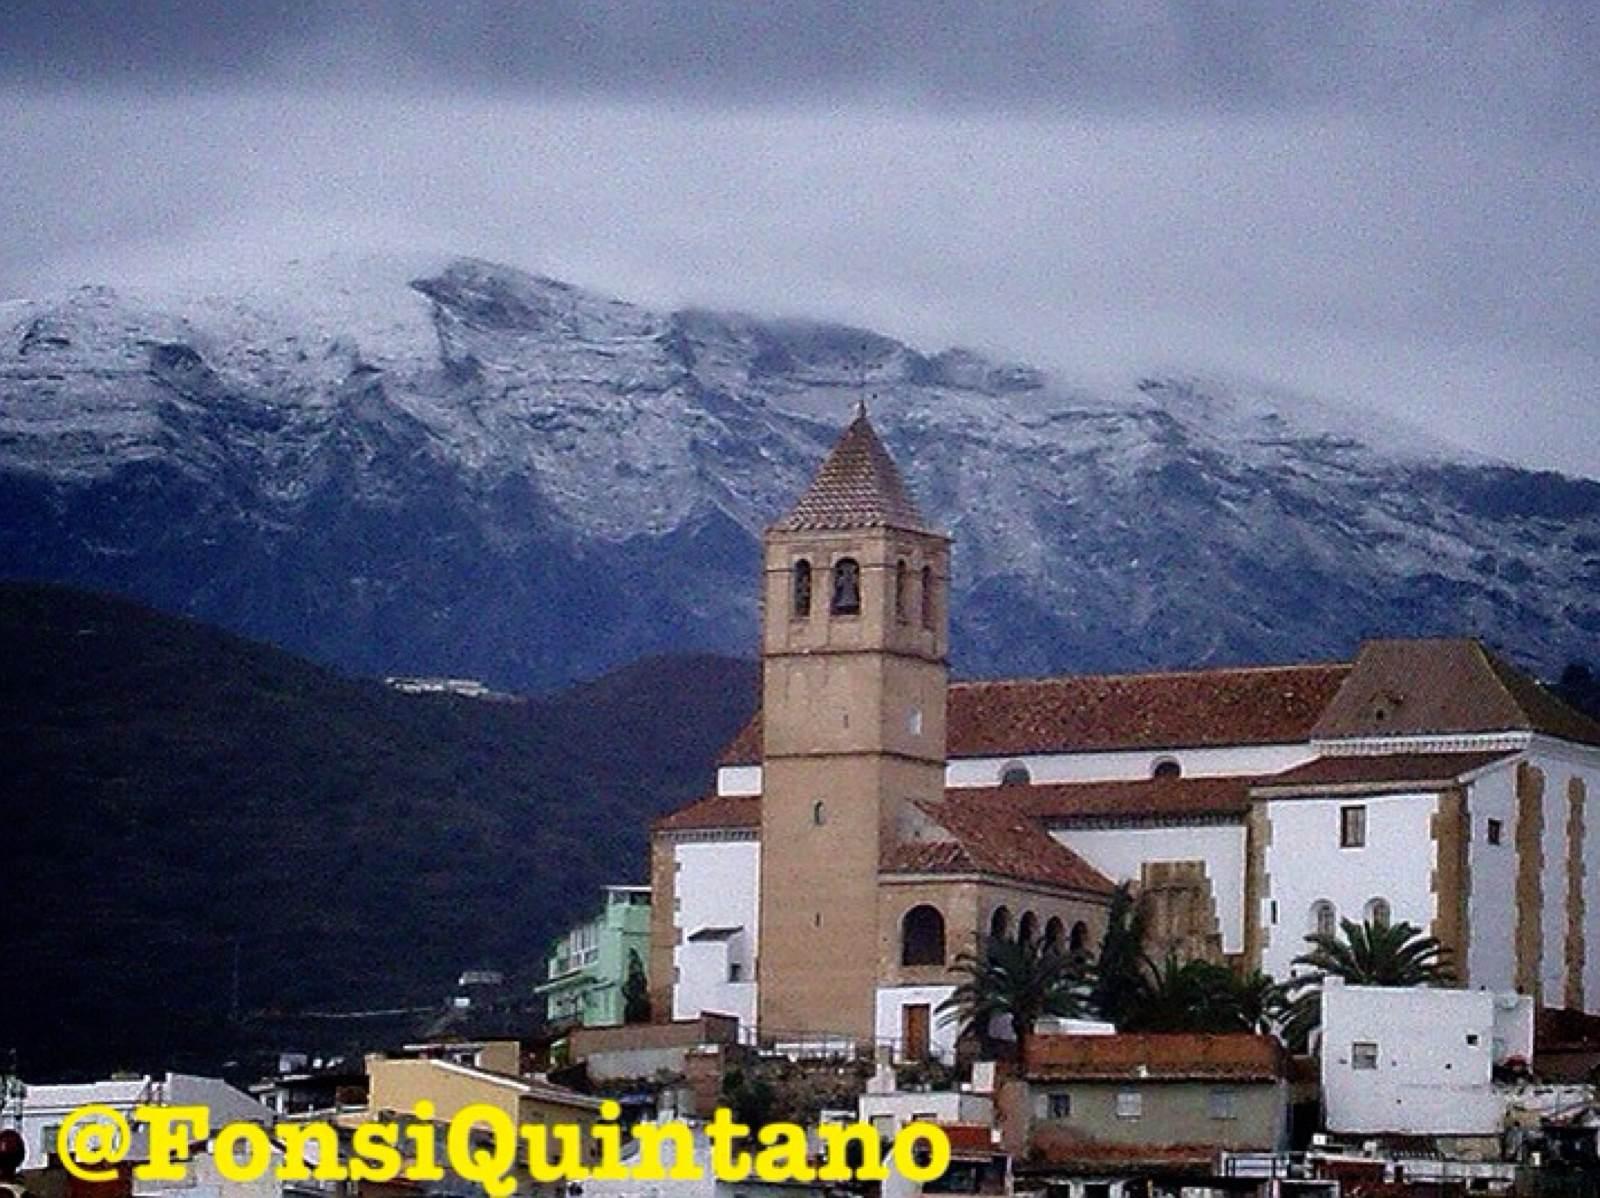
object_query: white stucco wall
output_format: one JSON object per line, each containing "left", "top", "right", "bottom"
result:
{"left": 672, "top": 839, "right": 761, "bottom": 1029}
{"left": 1052, "top": 823, "right": 1247, "bottom": 954}
{"left": 874, "top": 985, "right": 959, "bottom": 1064}
{"left": 1261, "top": 791, "right": 1439, "bottom": 981}
{"left": 1575, "top": 750, "right": 1600, "bottom": 1012}
{"left": 1321, "top": 983, "right": 1533, "bottom": 1136}
{"left": 946, "top": 743, "right": 1318, "bottom": 788}
{"left": 1522, "top": 739, "right": 1600, "bottom": 1012}
{"left": 719, "top": 744, "right": 1319, "bottom": 796}
{"left": 715, "top": 764, "right": 762, "bottom": 796}
{"left": 1467, "top": 762, "right": 1520, "bottom": 995}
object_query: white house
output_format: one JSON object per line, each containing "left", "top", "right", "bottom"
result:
{"left": 11, "top": 1073, "right": 271, "bottom": 1174}
{"left": 1320, "top": 981, "right": 1534, "bottom": 1137}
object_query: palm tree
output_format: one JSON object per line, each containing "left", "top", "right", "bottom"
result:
{"left": 1118, "top": 956, "right": 1286, "bottom": 1034}
{"left": 1230, "top": 968, "right": 1289, "bottom": 1035}
{"left": 1120, "top": 954, "right": 1241, "bottom": 1032}
{"left": 939, "top": 934, "right": 1090, "bottom": 1054}
{"left": 1283, "top": 917, "right": 1453, "bottom": 1049}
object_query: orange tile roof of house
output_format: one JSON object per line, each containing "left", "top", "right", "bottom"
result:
{"left": 718, "top": 661, "right": 1353, "bottom": 764}
{"left": 1250, "top": 750, "right": 1519, "bottom": 796}
{"left": 652, "top": 792, "right": 760, "bottom": 832}
{"left": 1022, "top": 1032, "right": 1286, "bottom": 1082}
{"left": 883, "top": 798, "right": 1115, "bottom": 895}
{"left": 656, "top": 776, "right": 1250, "bottom": 836}
{"left": 982, "top": 776, "right": 1254, "bottom": 821}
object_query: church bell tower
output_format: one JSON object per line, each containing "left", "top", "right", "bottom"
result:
{"left": 756, "top": 404, "right": 950, "bottom": 1041}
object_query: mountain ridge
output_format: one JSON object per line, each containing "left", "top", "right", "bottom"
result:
{"left": 3, "top": 253, "right": 1597, "bottom": 691}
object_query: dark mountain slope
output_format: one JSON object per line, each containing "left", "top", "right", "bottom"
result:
{"left": 0, "top": 582, "right": 754, "bottom": 1078}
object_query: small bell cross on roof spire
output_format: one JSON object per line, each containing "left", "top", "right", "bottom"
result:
{"left": 855, "top": 394, "right": 869, "bottom": 421}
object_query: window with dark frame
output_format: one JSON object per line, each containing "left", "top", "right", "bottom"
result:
{"left": 895, "top": 559, "right": 909, "bottom": 622}
{"left": 920, "top": 564, "right": 935, "bottom": 628}
{"left": 1352, "top": 1041, "right": 1379, "bottom": 1070}
{"left": 1340, "top": 804, "right": 1367, "bottom": 848}
{"left": 1048, "top": 1092, "right": 1072, "bottom": 1119}
{"left": 1208, "top": 1089, "right": 1238, "bottom": 1120}
{"left": 792, "top": 558, "right": 812, "bottom": 618}
{"left": 1487, "top": 818, "right": 1503, "bottom": 845}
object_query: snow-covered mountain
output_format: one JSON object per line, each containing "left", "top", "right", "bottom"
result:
{"left": 3, "top": 253, "right": 1597, "bottom": 691}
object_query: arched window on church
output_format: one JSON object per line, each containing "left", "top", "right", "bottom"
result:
{"left": 901, "top": 904, "right": 947, "bottom": 966}
{"left": 1152, "top": 758, "right": 1182, "bottom": 780}
{"left": 1310, "top": 900, "right": 1337, "bottom": 939}
{"left": 831, "top": 557, "right": 861, "bottom": 615}
{"left": 895, "top": 560, "right": 909, "bottom": 622}
{"left": 1001, "top": 762, "right": 1032, "bottom": 787}
{"left": 1043, "top": 917, "right": 1066, "bottom": 956}
{"left": 1069, "top": 921, "right": 1090, "bottom": 962}
{"left": 989, "top": 906, "right": 1012, "bottom": 942}
{"left": 920, "top": 564, "right": 936, "bottom": 629}
{"left": 1018, "top": 911, "right": 1039, "bottom": 946}
{"left": 792, "top": 559, "right": 812, "bottom": 618}
{"left": 1365, "top": 897, "right": 1391, "bottom": 928}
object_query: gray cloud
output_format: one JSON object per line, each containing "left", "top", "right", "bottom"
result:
{"left": 2, "top": 3, "right": 1598, "bottom": 474}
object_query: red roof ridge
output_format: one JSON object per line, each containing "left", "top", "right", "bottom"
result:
{"left": 951, "top": 659, "right": 1352, "bottom": 690}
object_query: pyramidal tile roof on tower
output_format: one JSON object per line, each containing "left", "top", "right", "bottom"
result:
{"left": 771, "top": 406, "right": 937, "bottom": 534}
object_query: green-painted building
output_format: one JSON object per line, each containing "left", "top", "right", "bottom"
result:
{"left": 538, "top": 884, "right": 652, "bottom": 1027}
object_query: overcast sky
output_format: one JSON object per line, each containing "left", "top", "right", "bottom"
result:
{"left": 4, "top": 2, "right": 1599, "bottom": 475}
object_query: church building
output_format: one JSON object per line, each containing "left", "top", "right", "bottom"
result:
{"left": 648, "top": 407, "right": 1600, "bottom": 1062}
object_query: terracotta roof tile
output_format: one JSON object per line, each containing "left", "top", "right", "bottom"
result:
{"left": 948, "top": 663, "right": 1352, "bottom": 756}
{"left": 718, "top": 661, "right": 1352, "bottom": 764}
{"left": 1024, "top": 1134, "right": 1219, "bottom": 1173}
{"left": 1030, "top": 1138, "right": 1216, "bottom": 1170}
{"left": 1312, "top": 638, "right": 1600, "bottom": 747}
{"left": 658, "top": 777, "right": 1250, "bottom": 836}
{"left": 771, "top": 409, "right": 934, "bottom": 534}
{"left": 1022, "top": 1032, "right": 1286, "bottom": 1082}
{"left": 934, "top": 1123, "right": 999, "bottom": 1157}
{"left": 967, "top": 777, "right": 1253, "bottom": 822}
{"left": 1250, "top": 750, "right": 1518, "bottom": 796}
{"left": 651, "top": 792, "right": 760, "bottom": 832}
{"left": 883, "top": 798, "right": 1115, "bottom": 895}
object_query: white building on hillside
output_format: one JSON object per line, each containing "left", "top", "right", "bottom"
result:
{"left": 1321, "top": 981, "right": 1534, "bottom": 1136}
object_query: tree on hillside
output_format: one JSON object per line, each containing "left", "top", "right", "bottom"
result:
{"left": 1088, "top": 882, "right": 1148, "bottom": 1027}
{"left": 939, "top": 935, "right": 1090, "bottom": 1054}
{"left": 623, "top": 949, "right": 651, "bottom": 1024}
{"left": 1282, "top": 917, "right": 1453, "bottom": 1049}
